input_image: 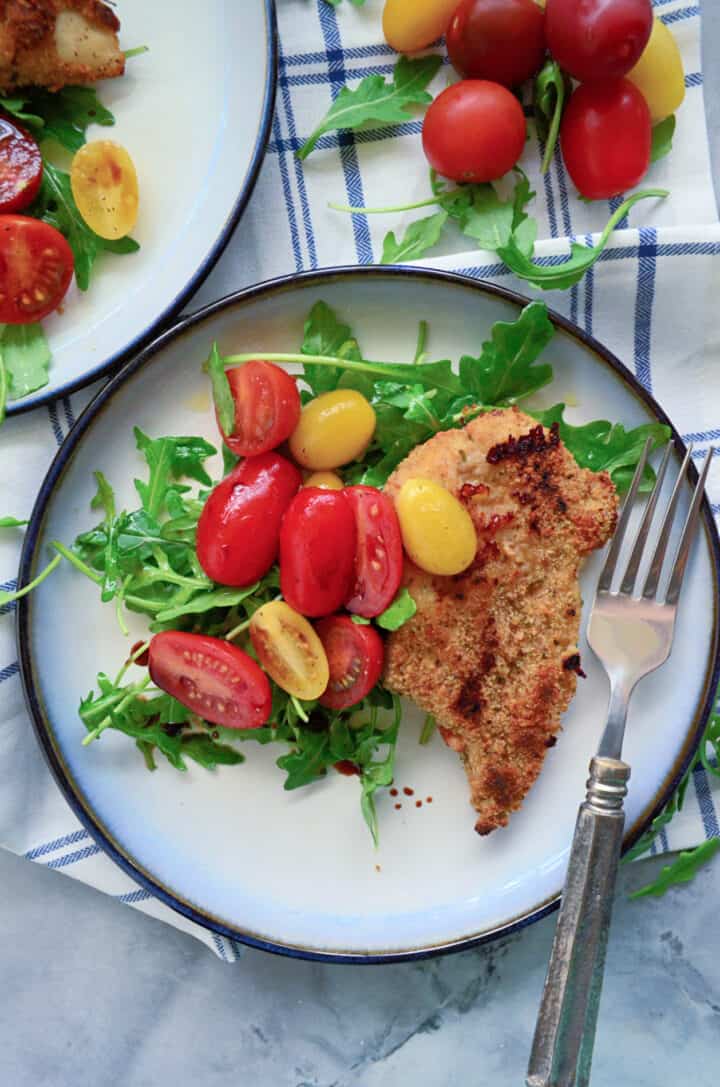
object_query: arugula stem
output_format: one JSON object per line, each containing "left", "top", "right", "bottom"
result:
{"left": 114, "top": 639, "right": 151, "bottom": 686}
{"left": 82, "top": 675, "right": 152, "bottom": 745}
{"left": 419, "top": 714, "right": 437, "bottom": 745}
{"left": 540, "top": 78, "right": 565, "bottom": 176}
{"left": 225, "top": 617, "right": 251, "bottom": 640}
{"left": 328, "top": 196, "right": 442, "bottom": 215}
{"left": 0, "top": 553, "right": 62, "bottom": 606}
{"left": 223, "top": 352, "right": 449, "bottom": 388}
{"left": 597, "top": 189, "right": 669, "bottom": 245}
{"left": 291, "top": 696, "right": 309, "bottom": 723}
{"left": 123, "top": 45, "right": 149, "bottom": 59}
{"left": 51, "top": 541, "right": 102, "bottom": 584}
{"left": 414, "top": 321, "right": 428, "bottom": 365}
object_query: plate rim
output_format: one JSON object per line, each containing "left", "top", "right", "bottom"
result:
{"left": 16, "top": 265, "right": 720, "bottom": 964}
{"left": 6, "top": 0, "right": 278, "bottom": 417}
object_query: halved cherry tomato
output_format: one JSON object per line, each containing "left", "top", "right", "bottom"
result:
{"left": 316, "top": 617, "right": 384, "bottom": 711}
{"left": 560, "top": 79, "right": 651, "bottom": 200}
{"left": 280, "top": 488, "right": 356, "bottom": 618}
{"left": 344, "top": 485, "right": 403, "bottom": 618}
{"left": 422, "top": 81, "right": 526, "bottom": 183}
{"left": 148, "top": 631, "right": 271, "bottom": 729}
{"left": 249, "top": 600, "right": 329, "bottom": 700}
{"left": 70, "top": 139, "right": 139, "bottom": 240}
{"left": 447, "top": 0, "right": 546, "bottom": 88}
{"left": 196, "top": 452, "right": 301, "bottom": 586}
{"left": 545, "top": 0, "right": 653, "bottom": 84}
{"left": 0, "top": 216, "right": 74, "bottom": 324}
{"left": 220, "top": 361, "right": 301, "bottom": 457}
{"left": 0, "top": 115, "right": 42, "bottom": 213}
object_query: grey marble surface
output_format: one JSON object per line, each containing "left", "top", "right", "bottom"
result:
{"left": 3, "top": 9, "right": 720, "bottom": 1087}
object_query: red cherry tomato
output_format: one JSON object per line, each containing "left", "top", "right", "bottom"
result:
{"left": 196, "top": 452, "right": 301, "bottom": 587}
{"left": 422, "top": 81, "right": 526, "bottom": 183}
{"left": 560, "top": 79, "right": 651, "bottom": 200}
{"left": 447, "top": 0, "right": 546, "bottom": 88}
{"left": 0, "top": 115, "right": 42, "bottom": 213}
{"left": 280, "top": 488, "right": 356, "bottom": 618}
{"left": 0, "top": 215, "right": 74, "bottom": 324}
{"left": 344, "top": 485, "right": 403, "bottom": 619}
{"left": 545, "top": 0, "right": 652, "bottom": 84}
{"left": 148, "top": 631, "right": 271, "bottom": 729}
{"left": 219, "top": 360, "right": 301, "bottom": 457}
{"left": 316, "top": 616, "right": 384, "bottom": 711}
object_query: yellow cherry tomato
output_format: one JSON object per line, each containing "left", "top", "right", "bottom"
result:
{"left": 289, "top": 390, "right": 376, "bottom": 471}
{"left": 304, "top": 470, "right": 344, "bottom": 490}
{"left": 383, "top": 0, "right": 460, "bottom": 54}
{"left": 249, "top": 601, "right": 329, "bottom": 700}
{"left": 394, "top": 478, "right": 477, "bottom": 576}
{"left": 627, "top": 17, "right": 685, "bottom": 124}
{"left": 70, "top": 139, "right": 139, "bottom": 240}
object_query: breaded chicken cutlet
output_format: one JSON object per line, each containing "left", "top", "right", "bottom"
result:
{"left": 383, "top": 407, "right": 618, "bottom": 835}
{"left": 0, "top": 0, "right": 123, "bottom": 92}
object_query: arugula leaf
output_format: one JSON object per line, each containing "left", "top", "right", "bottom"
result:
{"left": 0, "top": 348, "right": 5, "bottom": 426}
{"left": 534, "top": 60, "right": 570, "bottom": 174}
{"left": 2, "top": 323, "right": 51, "bottom": 401}
{"left": 458, "top": 301, "right": 554, "bottom": 404}
{"left": 322, "top": 0, "right": 366, "bottom": 6}
{"left": 381, "top": 211, "right": 448, "bottom": 264}
{"left": 301, "top": 299, "right": 363, "bottom": 394}
{"left": 376, "top": 589, "right": 416, "bottom": 631}
{"left": 499, "top": 190, "right": 669, "bottom": 291}
{"left": 0, "top": 516, "right": 28, "bottom": 528}
{"left": 630, "top": 839, "right": 720, "bottom": 899}
{"left": 155, "top": 584, "right": 259, "bottom": 624}
{"left": 180, "top": 733, "right": 245, "bottom": 770}
{"left": 1, "top": 85, "right": 114, "bottom": 152}
{"left": 30, "top": 162, "right": 139, "bottom": 291}
{"left": 298, "top": 55, "right": 442, "bottom": 161}
{"left": 533, "top": 404, "right": 670, "bottom": 493}
{"left": 133, "top": 428, "right": 215, "bottom": 519}
{"left": 205, "top": 342, "right": 235, "bottom": 436}
{"left": 650, "top": 115, "right": 676, "bottom": 165}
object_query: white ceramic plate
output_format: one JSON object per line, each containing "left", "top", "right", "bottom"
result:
{"left": 8, "top": 0, "right": 276, "bottom": 415}
{"left": 18, "top": 270, "right": 720, "bottom": 961}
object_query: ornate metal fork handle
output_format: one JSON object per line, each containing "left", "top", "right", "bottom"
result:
{"left": 527, "top": 439, "right": 714, "bottom": 1087}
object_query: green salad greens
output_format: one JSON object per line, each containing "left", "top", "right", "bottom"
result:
{"left": 1, "top": 299, "right": 670, "bottom": 843}
{"left": 0, "top": 78, "right": 142, "bottom": 421}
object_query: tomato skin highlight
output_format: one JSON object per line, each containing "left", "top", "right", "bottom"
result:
{"left": 422, "top": 81, "right": 526, "bottom": 183}
{"left": 0, "top": 215, "right": 74, "bottom": 324}
{"left": 220, "top": 361, "right": 301, "bottom": 457}
{"left": 148, "top": 631, "right": 271, "bottom": 730}
{"left": 447, "top": 0, "right": 546, "bottom": 88}
{"left": 196, "top": 452, "right": 302, "bottom": 587}
{"left": 344, "top": 485, "right": 403, "bottom": 618}
{"left": 316, "top": 616, "right": 384, "bottom": 711}
{"left": 280, "top": 488, "right": 357, "bottom": 618}
{"left": 545, "top": 0, "right": 653, "bottom": 84}
{"left": 0, "top": 115, "right": 42, "bottom": 213}
{"left": 560, "top": 79, "right": 651, "bottom": 200}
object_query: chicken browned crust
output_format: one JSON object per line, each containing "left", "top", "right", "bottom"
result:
{"left": 0, "top": 0, "right": 123, "bottom": 92}
{"left": 383, "top": 407, "right": 618, "bottom": 835}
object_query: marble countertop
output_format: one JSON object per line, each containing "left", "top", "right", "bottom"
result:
{"left": 3, "top": 9, "right": 720, "bottom": 1086}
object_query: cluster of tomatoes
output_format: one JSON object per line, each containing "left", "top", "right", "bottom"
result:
{"left": 383, "top": 0, "right": 684, "bottom": 199}
{"left": 148, "top": 359, "right": 478, "bottom": 731}
{"left": 0, "top": 117, "right": 137, "bottom": 324}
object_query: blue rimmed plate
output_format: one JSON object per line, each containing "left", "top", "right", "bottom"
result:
{"left": 8, "top": 0, "right": 277, "bottom": 415}
{"left": 17, "top": 268, "right": 720, "bottom": 961}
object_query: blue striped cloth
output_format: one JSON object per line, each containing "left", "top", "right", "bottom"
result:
{"left": 1, "top": 0, "right": 718, "bottom": 959}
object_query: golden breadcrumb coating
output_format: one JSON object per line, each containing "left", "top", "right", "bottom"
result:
{"left": 384, "top": 407, "right": 618, "bottom": 835}
{"left": 0, "top": 0, "right": 123, "bottom": 92}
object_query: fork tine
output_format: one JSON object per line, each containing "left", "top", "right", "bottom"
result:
{"left": 663, "top": 447, "right": 715, "bottom": 605}
{"left": 642, "top": 444, "right": 693, "bottom": 599}
{"left": 597, "top": 437, "right": 653, "bottom": 592}
{"left": 619, "top": 441, "right": 674, "bottom": 595}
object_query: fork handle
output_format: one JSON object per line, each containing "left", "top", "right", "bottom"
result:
{"left": 526, "top": 756, "right": 631, "bottom": 1087}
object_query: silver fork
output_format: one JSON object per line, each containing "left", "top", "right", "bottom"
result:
{"left": 527, "top": 439, "right": 715, "bottom": 1087}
